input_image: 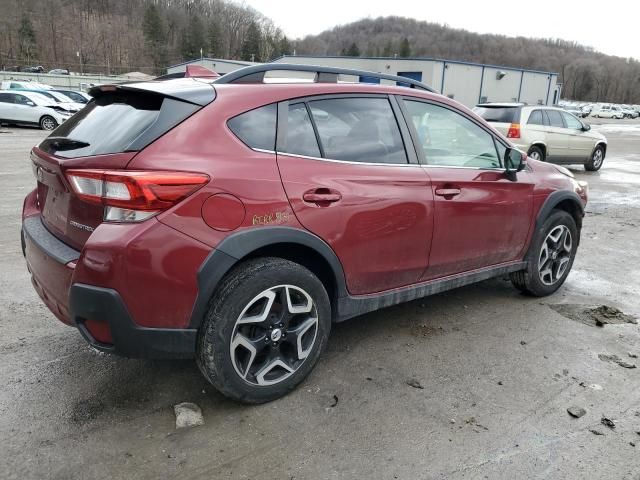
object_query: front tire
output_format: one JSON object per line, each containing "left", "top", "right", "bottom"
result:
{"left": 197, "top": 257, "right": 331, "bottom": 403}
{"left": 40, "top": 115, "right": 57, "bottom": 131}
{"left": 510, "top": 210, "right": 578, "bottom": 297}
{"left": 584, "top": 145, "right": 605, "bottom": 171}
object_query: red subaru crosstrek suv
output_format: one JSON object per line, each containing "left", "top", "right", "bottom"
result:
{"left": 21, "top": 64, "right": 588, "bottom": 403}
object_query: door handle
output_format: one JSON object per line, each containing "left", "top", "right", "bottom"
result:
{"left": 434, "top": 188, "right": 461, "bottom": 197}
{"left": 303, "top": 188, "right": 342, "bottom": 204}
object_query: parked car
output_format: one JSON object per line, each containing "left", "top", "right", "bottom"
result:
{"left": 51, "top": 89, "right": 91, "bottom": 104}
{"left": 619, "top": 105, "right": 639, "bottom": 119}
{"left": 0, "top": 80, "right": 51, "bottom": 90}
{"left": 474, "top": 103, "right": 607, "bottom": 171}
{"left": 48, "top": 68, "right": 70, "bottom": 75}
{"left": 21, "top": 65, "right": 45, "bottom": 73}
{"left": 21, "top": 64, "right": 588, "bottom": 403}
{"left": 0, "top": 90, "right": 73, "bottom": 130}
{"left": 12, "top": 88, "right": 84, "bottom": 113}
{"left": 560, "top": 104, "right": 586, "bottom": 118}
{"left": 591, "top": 104, "right": 624, "bottom": 119}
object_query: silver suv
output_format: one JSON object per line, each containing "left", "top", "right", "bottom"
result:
{"left": 474, "top": 103, "right": 607, "bottom": 171}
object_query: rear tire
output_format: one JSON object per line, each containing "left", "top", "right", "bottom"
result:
{"left": 584, "top": 145, "right": 605, "bottom": 171}
{"left": 40, "top": 115, "right": 57, "bottom": 131}
{"left": 510, "top": 210, "right": 578, "bottom": 297}
{"left": 527, "top": 145, "right": 545, "bottom": 162}
{"left": 197, "top": 257, "right": 331, "bottom": 404}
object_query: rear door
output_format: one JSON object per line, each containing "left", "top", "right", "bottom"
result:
{"left": 276, "top": 95, "right": 435, "bottom": 295}
{"left": 560, "top": 111, "right": 593, "bottom": 160}
{"left": 401, "top": 98, "right": 534, "bottom": 279}
{"left": 542, "top": 109, "right": 569, "bottom": 161}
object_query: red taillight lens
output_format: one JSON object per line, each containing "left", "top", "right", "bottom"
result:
{"left": 507, "top": 123, "right": 521, "bottom": 139}
{"left": 66, "top": 170, "right": 209, "bottom": 222}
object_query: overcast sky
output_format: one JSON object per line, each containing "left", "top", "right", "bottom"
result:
{"left": 244, "top": 0, "right": 638, "bottom": 60}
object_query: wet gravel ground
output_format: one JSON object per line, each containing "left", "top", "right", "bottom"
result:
{"left": 1, "top": 119, "right": 640, "bottom": 479}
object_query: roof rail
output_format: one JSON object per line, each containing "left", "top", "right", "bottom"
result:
{"left": 213, "top": 63, "right": 436, "bottom": 92}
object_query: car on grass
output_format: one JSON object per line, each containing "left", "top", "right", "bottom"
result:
{"left": 21, "top": 64, "right": 588, "bottom": 403}
{"left": 474, "top": 103, "right": 607, "bottom": 171}
{"left": 0, "top": 90, "right": 74, "bottom": 130}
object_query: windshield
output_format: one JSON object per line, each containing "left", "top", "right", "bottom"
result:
{"left": 47, "top": 91, "right": 75, "bottom": 103}
{"left": 26, "top": 93, "right": 56, "bottom": 106}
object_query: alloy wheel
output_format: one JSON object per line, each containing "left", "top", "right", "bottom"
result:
{"left": 592, "top": 149, "right": 604, "bottom": 169}
{"left": 230, "top": 285, "right": 319, "bottom": 386}
{"left": 538, "top": 225, "right": 573, "bottom": 286}
{"left": 42, "top": 117, "right": 56, "bottom": 130}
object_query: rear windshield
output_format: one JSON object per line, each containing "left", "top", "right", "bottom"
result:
{"left": 474, "top": 106, "right": 519, "bottom": 123}
{"left": 40, "top": 91, "right": 199, "bottom": 158}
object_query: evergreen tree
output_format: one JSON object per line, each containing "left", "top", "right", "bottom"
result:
{"left": 241, "top": 22, "right": 262, "bottom": 62}
{"left": 382, "top": 40, "right": 393, "bottom": 57}
{"left": 342, "top": 42, "right": 360, "bottom": 57}
{"left": 399, "top": 37, "right": 411, "bottom": 57}
{"left": 18, "top": 14, "right": 37, "bottom": 63}
{"left": 142, "top": 4, "right": 167, "bottom": 70}
{"left": 181, "top": 14, "right": 206, "bottom": 60}
{"left": 207, "top": 21, "right": 222, "bottom": 58}
{"left": 278, "top": 35, "right": 292, "bottom": 56}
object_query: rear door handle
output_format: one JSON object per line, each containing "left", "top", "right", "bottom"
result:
{"left": 303, "top": 188, "right": 342, "bottom": 204}
{"left": 434, "top": 188, "right": 461, "bottom": 197}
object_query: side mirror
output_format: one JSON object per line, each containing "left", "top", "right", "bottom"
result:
{"left": 26, "top": 101, "right": 35, "bottom": 107}
{"left": 504, "top": 148, "right": 525, "bottom": 181}
{"left": 582, "top": 123, "right": 591, "bottom": 131}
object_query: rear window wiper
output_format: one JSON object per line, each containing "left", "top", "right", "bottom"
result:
{"left": 44, "top": 137, "right": 90, "bottom": 151}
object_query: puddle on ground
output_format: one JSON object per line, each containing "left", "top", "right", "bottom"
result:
{"left": 550, "top": 304, "right": 637, "bottom": 327}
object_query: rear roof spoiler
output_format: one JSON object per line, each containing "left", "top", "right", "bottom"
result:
{"left": 88, "top": 77, "right": 216, "bottom": 106}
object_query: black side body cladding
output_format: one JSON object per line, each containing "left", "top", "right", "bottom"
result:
{"left": 70, "top": 284, "right": 197, "bottom": 359}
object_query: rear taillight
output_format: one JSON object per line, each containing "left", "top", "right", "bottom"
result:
{"left": 507, "top": 123, "right": 521, "bottom": 139}
{"left": 66, "top": 170, "right": 209, "bottom": 222}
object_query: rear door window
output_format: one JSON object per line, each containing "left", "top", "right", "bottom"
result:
{"left": 307, "top": 97, "right": 408, "bottom": 164}
{"left": 527, "top": 110, "right": 545, "bottom": 125}
{"left": 280, "top": 103, "right": 321, "bottom": 158}
{"left": 473, "top": 106, "right": 519, "bottom": 123}
{"left": 545, "top": 110, "right": 565, "bottom": 128}
{"left": 228, "top": 104, "right": 277, "bottom": 151}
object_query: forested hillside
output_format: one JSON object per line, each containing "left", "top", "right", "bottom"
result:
{"left": 0, "top": 0, "right": 292, "bottom": 75}
{"left": 296, "top": 17, "right": 640, "bottom": 103}
{"left": 1, "top": 2, "right": 637, "bottom": 103}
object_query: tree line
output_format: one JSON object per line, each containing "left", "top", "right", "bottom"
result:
{"left": 0, "top": 0, "right": 292, "bottom": 75}
{"left": 297, "top": 17, "right": 640, "bottom": 104}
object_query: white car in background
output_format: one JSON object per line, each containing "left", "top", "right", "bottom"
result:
{"left": 14, "top": 89, "right": 85, "bottom": 113}
{"left": 0, "top": 80, "right": 52, "bottom": 91}
{"left": 0, "top": 90, "right": 74, "bottom": 130}
{"left": 592, "top": 105, "right": 624, "bottom": 119}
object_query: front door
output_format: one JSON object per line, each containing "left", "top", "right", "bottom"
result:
{"left": 560, "top": 111, "right": 593, "bottom": 160}
{"left": 401, "top": 98, "right": 534, "bottom": 279}
{"left": 276, "top": 96, "right": 435, "bottom": 295}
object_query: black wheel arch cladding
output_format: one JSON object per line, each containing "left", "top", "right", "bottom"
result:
{"left": 189, "top": 226, "right": 348, "bottom": 329}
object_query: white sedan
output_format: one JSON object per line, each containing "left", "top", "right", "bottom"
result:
{"left": 0, "top": 90, "right": 74, "bottom": 130}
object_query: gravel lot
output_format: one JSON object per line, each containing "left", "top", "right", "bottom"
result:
{"left": 1, "top": 120, "right": 639, "bottom": 479}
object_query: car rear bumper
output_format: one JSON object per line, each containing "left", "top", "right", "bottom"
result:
{"left": 22, "top": 213, "right": 197, "bottom": 359}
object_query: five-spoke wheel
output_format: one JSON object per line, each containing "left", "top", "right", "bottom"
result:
{"left": 230, "top": 285, "right": 319, "bottom": 386}
{"left": 197, "top": 257, "right": 331, "bottom": 404}
{"left": 538, "top": 225, "right": 572, "bottom": 286}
